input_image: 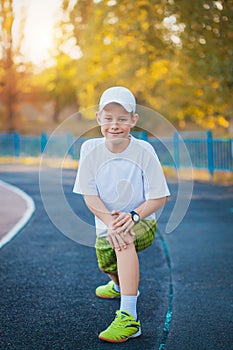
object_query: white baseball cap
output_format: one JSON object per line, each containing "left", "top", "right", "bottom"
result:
{"left": 99, "top": 86, "right": 136, "bottom": 113}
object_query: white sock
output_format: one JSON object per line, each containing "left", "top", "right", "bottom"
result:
{"left": 113, "top": 282, "right": 120, "bottom": 292}
{"left": 120, "top": 295, "right": 138, "bottom": 320}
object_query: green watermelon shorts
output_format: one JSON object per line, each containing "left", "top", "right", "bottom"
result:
{"left": 95, "top": 219, "right": 156, "bottom": 274}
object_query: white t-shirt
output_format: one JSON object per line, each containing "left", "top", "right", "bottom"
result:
{"left": 73, "top": 136, "right": 170, "bottom": 236}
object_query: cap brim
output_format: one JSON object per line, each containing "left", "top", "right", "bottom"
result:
{"left": 99, "top": 100, "right": 134, "bottom": 113}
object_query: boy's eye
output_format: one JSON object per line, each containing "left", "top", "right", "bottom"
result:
{"left": 103, "top": 117, "right": 128, "bottom": 123}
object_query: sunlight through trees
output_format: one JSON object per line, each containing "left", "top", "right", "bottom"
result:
{"left": 0, "top": 0, "right": 232, "bottom": 134}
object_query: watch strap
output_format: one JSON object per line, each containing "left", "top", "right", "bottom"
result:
{"left": 130, "top": 211, "right": 140, "bottom": 222}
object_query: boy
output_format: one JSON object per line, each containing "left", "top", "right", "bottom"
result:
{"left": 73, "top": 86, "right": 170, "bottom": 342}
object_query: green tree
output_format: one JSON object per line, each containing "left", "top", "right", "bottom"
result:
{"left": 67, "top": 0, "right": 174, "bottom": 111}
{"left": 0, "top": 0, "right": 16, "bottom": 131}
{"left": 58, "top": 0, "right": 232, "bottom": 133}
{"left": 164, "top": 0, "right": 233, "bottom": 130}
{"left": 42, "top": 1, "right": 81, "bottom": 122}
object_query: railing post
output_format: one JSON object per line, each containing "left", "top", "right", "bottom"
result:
{"left": 231, "top": 139, "right": 233, "bottom": 172}
{"left": 141, "top": 131, "right": 148, "bottom": 141}
{"left": 173, "top": 132, "right": 180, "bottom": 169}
{"left": 207, "top": 130, "right": 214, "bottom": 177}
{"left": 41, "top": 133, "right": 47, "bottom": 153}
{"left": 13, "top": 132, "right": 20, "bottom": 157}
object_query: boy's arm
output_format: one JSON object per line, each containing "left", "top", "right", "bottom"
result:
{"left": 84, "top": 195, "right": 132, "bottom": 250}
{"left": 112, "top": 197, "right": 168, "bottom": 234}
{"left": 84, "top": 195, "right": 114, "bottom": 227}
{"left": 135, "top": 197, "right": 168, "bottom": 219}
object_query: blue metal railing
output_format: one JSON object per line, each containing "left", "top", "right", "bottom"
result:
{"left": 0, "top": 131, "right": 232, "bottom": 175}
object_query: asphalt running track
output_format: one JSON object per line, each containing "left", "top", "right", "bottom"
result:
{"left": 0, "top": 165, "right": 232, "bottom": 350}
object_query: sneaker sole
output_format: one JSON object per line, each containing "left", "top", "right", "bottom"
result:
{"left": 99, "top": 329, "right": 141, "bottom": 343}
{"left": 95, "top": 293, "right": 120, "bottom": 299}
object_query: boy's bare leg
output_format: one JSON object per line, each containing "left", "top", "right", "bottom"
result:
{"left": 107, "top": 273, "right": 119, "bottom": 285}
{"left": 115, "top": 242, "right": 139, "bottom": 295}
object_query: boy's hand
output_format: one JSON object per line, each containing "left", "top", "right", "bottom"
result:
{"left": 107, "top": 227, "right": 135, "bottom": 251}
{"left": 107, "top": 229, "right": 127, "bottom": 251}
{"left": 111, "top": 210, "right": 135, "bottom": 235}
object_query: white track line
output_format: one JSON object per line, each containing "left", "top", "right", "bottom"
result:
{"left": 0, "top": 180, "right": 35, "bottom": 249}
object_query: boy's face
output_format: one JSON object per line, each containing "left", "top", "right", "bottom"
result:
{"left": 96, "top": 103, "right": 138, "bottom": 145}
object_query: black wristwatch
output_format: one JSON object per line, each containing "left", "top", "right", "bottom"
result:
{"left": 130, "top": 211, "right": 140, "bottom": 223}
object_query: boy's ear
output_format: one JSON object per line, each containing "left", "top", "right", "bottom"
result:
{"left": 131, "top": 113, "right": 139, "bottom": 127}
{"left": 96, "top": 112, "right": 101, "bottom": 125}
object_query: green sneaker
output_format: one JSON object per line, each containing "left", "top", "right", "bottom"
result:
{"left": 99, "top": 310, "right": 141, "bottom": 343}
{"left": 95, "top": 281, "right": 121, "bottom": 299}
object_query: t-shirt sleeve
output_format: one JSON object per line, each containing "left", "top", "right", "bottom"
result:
{"left": 142, "top": 142, "right": 170, "bottom": 200}
{"left": 73, "top": 140, "right": 98, "bottom": 195}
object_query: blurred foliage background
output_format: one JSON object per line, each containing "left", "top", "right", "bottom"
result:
{"left": 0, "top": 0, "right": 232, "bottom": 136}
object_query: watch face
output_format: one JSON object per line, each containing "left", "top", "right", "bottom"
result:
{"left": 133, "top": 214, "right": 140, "bottom": 222}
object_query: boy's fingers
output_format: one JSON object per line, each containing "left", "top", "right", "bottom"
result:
{"left": 113, "top": 212, "right": 131, "bottom": 227}
{"left": 108, "top": 232, "right": 116, "bottom": 248}
{"left": 108, "top": 234, "right": 114, "bottom": 249}
{"left": 111, "top": 210, "right": 120, "bottom": 214}
{"left": 109, "top": 231, "right": 129, "bottom": 250}
{"left": 108, "top": 231, "right": 122, "bottom": 251}
{"left": 117, "top": 221, "right": 134, "bottom": 234}
{"left": 119, "top": 230, "right": 135, "bottom": 245}
{"left": 114, "top": 233, "right": 127, "bottom": 250}
{"left": 117, "top": 235, "right": 128, "bottom": 249}
{"left": 111, "top": 210, "right": 120, "bottom": 218}
{"left": 129, "top": 229, "right": 135, "bottom": 236}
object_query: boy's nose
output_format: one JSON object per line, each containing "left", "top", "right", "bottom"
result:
{"left": 110, "top": 121, "right": 119, "bottom": 129}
